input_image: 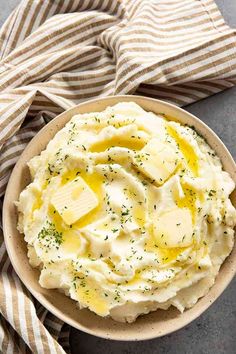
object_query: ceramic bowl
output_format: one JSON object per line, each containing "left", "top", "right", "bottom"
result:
{"left": 3, "top": 95, "right": 236, "bottom": 340}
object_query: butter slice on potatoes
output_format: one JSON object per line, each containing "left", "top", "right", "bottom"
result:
{"left": 51, "top": 177, "right": 98, "bottom": 225}
{"left": 133, "top": 138, "right": 178, "bottom": 185}
{"left": 154, "top": 208, "right": 193, "bottom": 248}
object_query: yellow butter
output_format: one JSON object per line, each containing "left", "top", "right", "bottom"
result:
{"left": 133, "top": 138, "right": 178, "bottom": 185}
{"left": 51, "top": 177, "right": 98, "bottom": 225}
{"left": 154, "top": 207, "right": 193, "bottom": 248}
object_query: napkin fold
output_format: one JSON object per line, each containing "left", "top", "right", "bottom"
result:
{"left": 0, "top": 0, "right": 236, "bottom": 352}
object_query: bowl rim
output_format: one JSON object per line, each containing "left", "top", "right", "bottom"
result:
{"left": 3, "top": 95, "right": 236, "bottom": 341}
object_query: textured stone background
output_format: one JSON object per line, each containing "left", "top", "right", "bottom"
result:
{"left": 1, "top": 1, "right": 235, "bottom": 353}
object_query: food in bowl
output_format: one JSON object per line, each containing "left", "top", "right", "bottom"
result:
{"left": 16, "top": 102, "right": 236, "bottom": 323}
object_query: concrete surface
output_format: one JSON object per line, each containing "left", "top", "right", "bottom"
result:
{"left": 0, "top": 1, "right": 235, "bottom": 354}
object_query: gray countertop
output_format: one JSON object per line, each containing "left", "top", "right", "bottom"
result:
{"left": 1, "top": 1, "right": 235, "bottom": 353}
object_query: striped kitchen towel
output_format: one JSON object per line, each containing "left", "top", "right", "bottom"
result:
{"left": 0, "top": 0, "right": 236, "bottom": 353}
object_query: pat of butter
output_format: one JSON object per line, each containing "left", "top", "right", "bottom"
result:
{"left": 133, "top": 138, "right": 178, "bottom": 185}
{"left": 154, "top": 208, "right": 193, "bottom": 248}
{"left": 51, "top": 177, "right": 98, "bottom": 225}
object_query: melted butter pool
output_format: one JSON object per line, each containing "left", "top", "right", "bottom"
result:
{"left": 89, "top": 136, "right": 145, "bottom": 152}
{"left": 61, "top": 169, "right": 104, "bottom": 228}
{"left": 145, "top": 225, "right": 187, "bottom": 264}
{"left": 174, "top": 183, "right": 197, "bottom": 223}
{"left": 166, "top": 125, "right": 199, "bottom": 177}
{"left": 75, "top": 280, "right": 109, "bottom": 316}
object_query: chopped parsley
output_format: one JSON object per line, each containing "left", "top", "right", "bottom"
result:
{"left": 38, "top": 221, "right": 63, "bottom": 249}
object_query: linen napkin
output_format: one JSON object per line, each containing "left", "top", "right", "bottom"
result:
{"left": 0, "top": 0, "right": 236, "bottom": 353}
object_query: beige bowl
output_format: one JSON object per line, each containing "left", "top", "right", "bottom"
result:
{"left": 3, "top": 95, "right": 236, "bottom": 341}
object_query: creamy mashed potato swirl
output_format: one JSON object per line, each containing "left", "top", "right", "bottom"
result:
{"left": 17, "top": 102, "right": 236, "bottom": 322}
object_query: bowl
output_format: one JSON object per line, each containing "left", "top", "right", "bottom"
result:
{"left": 3, "top": 95, "right": 236, "bottom": 341}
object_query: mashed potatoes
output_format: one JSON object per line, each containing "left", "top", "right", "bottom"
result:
{"left": 16, "top": 102, "right": 236, "bottom": 322}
